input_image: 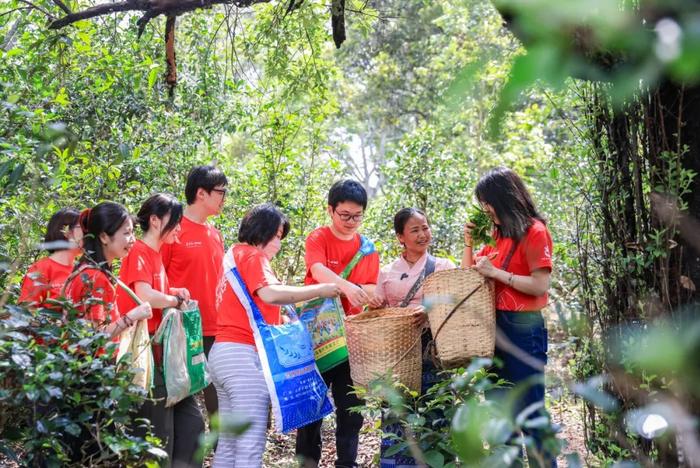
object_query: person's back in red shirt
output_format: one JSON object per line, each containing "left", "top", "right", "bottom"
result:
{"left": 19, "top": 207, "right": 83, "bottom": 309}
{"left": 19, "top": 257, "right": 74, "bottom": 308}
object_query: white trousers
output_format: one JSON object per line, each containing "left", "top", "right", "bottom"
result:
{"left": 208, "top": 342, "right": 269, "bottom": 468}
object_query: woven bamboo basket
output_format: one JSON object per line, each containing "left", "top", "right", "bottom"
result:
{"left": 345, "top": 307, "right": 423, "bottom": 393}
{"left": 422, "top": 269, "right": 495, "bottom": 368}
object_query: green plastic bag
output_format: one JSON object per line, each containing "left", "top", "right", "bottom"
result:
{"left": 155, "top": 301, "right": 209, "bottom": 407}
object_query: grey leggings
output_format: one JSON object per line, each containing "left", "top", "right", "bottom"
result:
{"left": 208, "top": 342, "right": 269, "bottom": 468}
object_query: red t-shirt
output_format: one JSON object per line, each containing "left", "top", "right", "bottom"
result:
{"left": 64, "top": 267, "right": 119, "bottom": 325}
{"left": 161, "top": 216, "right": 224, "bottom": 336}
{"left": 19, "top": 257, "right": 73, "bottom": 308}
{"left": 478, "top": 219, "right": 553, "bottom": 311}
{"left": 116, "top": 240, "right": 170, "bottom": 334}
{"left": 216, "top": 244, "right": 282, "bottom": 345}
{"left": 304, "top": 226, "right": 380, "bottom": 316}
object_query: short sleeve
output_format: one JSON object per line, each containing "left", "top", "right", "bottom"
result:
{"left": 241, "top": 251, "right": 281, "bottom": 296}
{"left": 304, "top": 230, "right": 327, "bottom": 271}
{"left": 19, "top": 264, "right": 47, "bottom": 305}
{"left": 435, "top": 257, "right": 456, "bottom": 272}
{"left": 476, "top": 245, "right": 493, "bottom": 258}
{"left": 525, "top": 224, "right": 553, "bottom": 272}
{"left": 119, "top": 249, "right": 153, "bottom": 289}
{"left": 361, "top": 252, "right": 380, "bottom": 285}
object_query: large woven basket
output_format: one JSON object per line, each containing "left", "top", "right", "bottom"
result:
{"left": 422, "top": 269, "right": 495, "bottom": 368}
{"left": 345, "top": 307, "right": 423, "bottom": 393}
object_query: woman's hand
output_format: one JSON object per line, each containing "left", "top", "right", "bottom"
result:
{"left": 128, "top": 302, "right": 152, "bottom": 321}
{"left": 472, "top": 255, "right": 499, "bottom": 279}
{"left": 169, "top": 287, "right": 191, "bottom": 303}
{"left": 410, "top": 305, "right": 428, "bottom": 327}
{"left": 368, "top": 295, "right": 386, "bottom": 309}
{"left": 463, "top": 222, "right": 476, "bottom": 247}
{"left": 341, "top": 283, "right": 370, "bottom": 307}
{"left": 318, "top": 283, "right": 342, "bottom": 299}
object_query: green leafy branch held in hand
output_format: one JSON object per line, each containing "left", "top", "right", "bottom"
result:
{"left": 468, "top": 206, "right": 495, "bottom": 248}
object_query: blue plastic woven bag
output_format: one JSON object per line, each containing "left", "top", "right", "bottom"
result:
{"left": 223, "top": 251, "right": 334, "bottom": 433}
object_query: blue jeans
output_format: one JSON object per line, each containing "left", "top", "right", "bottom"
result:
{"left": 487, "top": 310, "right": 557, "bottom": 468}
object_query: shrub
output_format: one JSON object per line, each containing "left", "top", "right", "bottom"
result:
{"left": 0, "top": 302, "right": 165, "bottom": 467}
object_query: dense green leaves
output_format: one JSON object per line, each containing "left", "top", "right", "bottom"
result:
{"left": 0, "top": 303, "right": 163, "bottom": 465}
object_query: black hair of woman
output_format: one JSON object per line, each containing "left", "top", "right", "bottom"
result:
{"left": 393, "top": 207, "right": 428, "bottom": 235}
{"left": 136, "top": 193, "right": 183, "bottom": 238}
{"left": 77, "top": 201, "right": 130, "bottom": 271}
{"left": 238, "top": 203, "right": 290, "bottom": 246}
{"left": 475, "top": 167, "right": 545, "bottom": 241}
{"left": 44, "top": 208, "right": 80, "bottom": 253}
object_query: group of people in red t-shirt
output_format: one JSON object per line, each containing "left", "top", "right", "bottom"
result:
{"left": 18, "top": 166, "right": 556, "bottom": 468}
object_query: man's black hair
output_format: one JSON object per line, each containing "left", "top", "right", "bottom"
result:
{"left": 184, "top": 165, "right": 228, "bottom": 205}
{"left": 327, "top": 179, "right": 367, "bottom": 210}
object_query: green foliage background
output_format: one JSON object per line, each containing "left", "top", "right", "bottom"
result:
{"left": 6, "top": 0, "right": 700, "bottom": 465}
{"left": 0, "top": 0, "right": 585, "bottom": 291}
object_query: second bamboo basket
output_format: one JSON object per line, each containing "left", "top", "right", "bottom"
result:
{"left": 422, "top": 269, "right": 495, "bottom": 368}
{"left": 345, "top": 307, "right": 424, "bottom": 393}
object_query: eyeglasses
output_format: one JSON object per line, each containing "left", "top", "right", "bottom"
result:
{"left": 211, "top": 188, "right": 227, "bottom": 197}
{"left": 334, "top": 210, "right": 364, "bottom": 223}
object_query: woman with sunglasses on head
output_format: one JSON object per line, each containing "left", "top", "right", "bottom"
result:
{"left": 116, "top": 193, "right": 203, "bottom": 468}
{"left": 19, "top": 208, "right": 84, "bottom": 309}
{"left": 463, "top": 167, "right": 556, "bottom": 467}
{"left": 369, "top": 207, "right": 456, "bottom": 467}
{"left": 64, "top": 201, "right": 152, "bottom": 339}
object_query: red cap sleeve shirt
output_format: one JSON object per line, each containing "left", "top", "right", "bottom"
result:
{"left": 161, "top": 216, "right": 224, "bottom": 337}
{"left": 476, "top": 220, "right": 553, "bottom": 311}
{"left": 215, "top": 244, "right": 282, "bottom": 345}
{"left": 19, "top": 257, "right": 73, "bottom": 308}
{"left": 303, "top": 226, "right": 380, "bottom": 316}
{"left": 117, "top": 240, "right": 169, "bottom": 334}
{"left": 65, "top": 268, "right": 119, "bottom": 325}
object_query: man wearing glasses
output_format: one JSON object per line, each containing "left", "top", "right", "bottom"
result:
{"left": 296, "top": 179, "right": 380, "bottom": 468}
{"left": 161, "top": 165, "right": 228, "bottom": 422}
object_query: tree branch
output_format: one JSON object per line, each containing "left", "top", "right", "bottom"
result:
{"left": 48, "top": 0, "right": 272, "bottom": 30}
{"left": 17, "top": 0, "right": 55, "bottom": 19}
{"left": 50, "top": 0, "right": 72, "bottom": 15}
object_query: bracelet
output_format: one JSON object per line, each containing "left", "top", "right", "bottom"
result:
{"left": 123, "top": 315, "right": 134, "bottom": 327}
{"left": 465, "top": 244, "right": 473, "bottom": 248}
{"left": 507, "top": 272, "right": 515, "bottom": 287}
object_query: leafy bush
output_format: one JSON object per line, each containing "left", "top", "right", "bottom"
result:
{"left": 356, "top": 359, "right": 562, "bottom": 467}
{"left": 0, "top": 302, "right": 165, "bottom": 467}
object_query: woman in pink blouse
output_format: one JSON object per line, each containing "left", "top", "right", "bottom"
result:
{"left": 369, "top": 207, "right": 455, "bottom": 468}
{"left": 370, "top": 208, "right": 455, "bottom": 309}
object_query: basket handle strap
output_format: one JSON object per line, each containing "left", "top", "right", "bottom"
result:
{"left": 431, "top": 282, "right": 484, "bottom": 343}
{"left": 389, "top": 281, "right": 486, "bottom": 371}
{"left": 387, "top": 319, "right": 430, "bottom": 371}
